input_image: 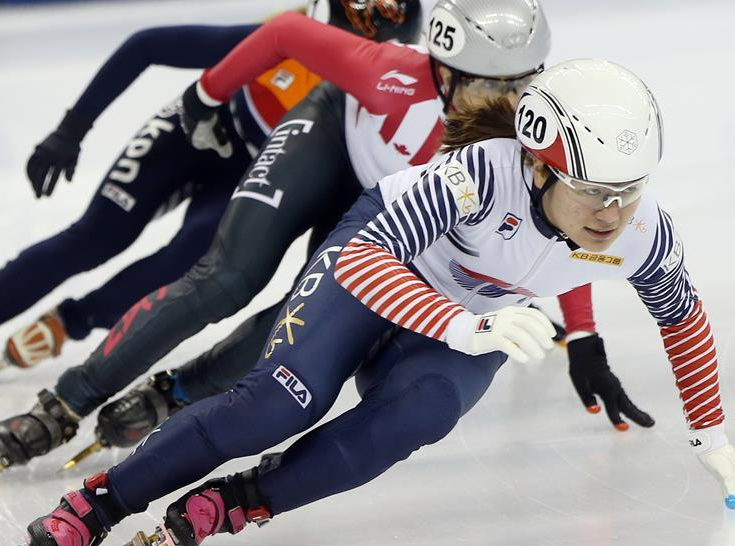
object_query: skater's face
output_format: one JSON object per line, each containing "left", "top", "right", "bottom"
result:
{"left": 532, "top": 160, "right": 642, "bottom": 252}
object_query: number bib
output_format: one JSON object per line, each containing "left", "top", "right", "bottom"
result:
{"left": 427, "top": 7, "right": 465, "bottom": 59}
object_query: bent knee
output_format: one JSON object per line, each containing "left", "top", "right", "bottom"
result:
{"left": 181, "top": 257, "right": 257, "bottom": 320}
{"left": 375, "top": 374, "right": 462, "bottom": 452}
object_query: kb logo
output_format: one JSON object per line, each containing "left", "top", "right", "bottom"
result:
{"left": 273, "top": 366, "right": 312, "bottom": 408}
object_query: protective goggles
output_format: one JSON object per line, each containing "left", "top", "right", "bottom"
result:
{"left": 550, "top": 167, "right": 648, "bottom": 210}
{"left": 458, "top": 66, "right": 543, "bottom": 95}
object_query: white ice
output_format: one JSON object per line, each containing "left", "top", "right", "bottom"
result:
{"left": 0, "top": 0, "right": 734, "bottom": 545}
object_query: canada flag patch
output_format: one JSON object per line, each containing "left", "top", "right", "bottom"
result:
{"left": 496, "top": 213, "right": 523, "bottom": 240}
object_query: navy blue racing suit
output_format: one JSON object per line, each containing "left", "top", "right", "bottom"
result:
{"left": 0, "top": 25, "right": 262, "bottom": 339}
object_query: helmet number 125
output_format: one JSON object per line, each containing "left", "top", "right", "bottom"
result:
{"left": 429, "top": 17, "right": 456, "bottom": 52}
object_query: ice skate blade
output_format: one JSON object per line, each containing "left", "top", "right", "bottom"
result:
{"left": 62, "top": 440, "right": 105, "bottom": 471}
{"left": 126, "top": 526, "right": 178, "bottom": 546}
{"left": 0, "top": 456, "right": 12, "bottom": 473}
{"left": 124, "top": 531, "right": 153, "bottom": 546}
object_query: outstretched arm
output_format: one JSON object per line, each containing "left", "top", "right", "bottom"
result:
{"left": 27, "top": 24, "right": 258, "bottom": 197}
{"left": 629, "top": 207, "right": 734, "bottom": 504}
{"left": 73, "top": 24, "right": 259, "bottom": 123}
{"left": 629, "top": 207, "right": 722, "bottom": 430}
{"left": 200, "top": 12, "right": 420, "bottom": 112}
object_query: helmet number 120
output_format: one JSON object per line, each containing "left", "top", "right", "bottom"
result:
{"left": 429, "top": 17, "right": 456, "bottom": 52}
{"left": 517, "top": 104, "right": 547, "bottom": 144}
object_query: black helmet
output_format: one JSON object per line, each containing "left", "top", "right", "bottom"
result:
{"left": 306, "top": 0, "right": 422, "bottom": 44}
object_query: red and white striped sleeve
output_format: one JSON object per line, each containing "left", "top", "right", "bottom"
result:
{"left": 660, "top": 301, "right": 723, "bottom": 429}
{"left": 334, "top": 145, "right": 495, "bottom": 341}
{"left": 629, "top": 207, "right": 724, "bottom": 430}
{"left": 335, "top": 239, "right": 465, "bottom": 341}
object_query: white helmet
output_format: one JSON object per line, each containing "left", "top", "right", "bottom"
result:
{"left": 516, "top": 59, "right": 664, "bottom": 184}
{"left": 426, "top": 0, "right": 550, "bottom": 78}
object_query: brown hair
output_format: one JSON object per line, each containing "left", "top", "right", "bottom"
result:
{"left": 441, "top": 96, "right": 517, "bottom": 153}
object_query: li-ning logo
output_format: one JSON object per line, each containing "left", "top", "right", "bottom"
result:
{"left": 376, "top": 70, "right": 417, "bottom": 96}
{"left": 475, "top": 315, "right": 496, "bottom": 333}
{"left": 232, "top": 119, "right": 314, "bottom": 208}
{"left": 273, "top": 366, "right": 312, "bottom": 408}
{"left": 496, "top": 213, "right": 522, "bottom": 240}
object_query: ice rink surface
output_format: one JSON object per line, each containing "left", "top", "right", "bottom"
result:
{"left": 0, "top": 0, "right": 734, "bottom": 544}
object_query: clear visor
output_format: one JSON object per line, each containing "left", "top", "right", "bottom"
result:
{"left": 458, "top": 67, "right": 542, "bottom": 96}
{"left": 550, "top": 167, "right": 648, "bottom": 210}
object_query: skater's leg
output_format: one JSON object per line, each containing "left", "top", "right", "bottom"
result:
{"left": 54, "top": 83, "right": 358, "bottom": 417}
{"left": 95, "top": 212, "right": 342, "bottom": 446}
{"left": 174, "top": 298, "right": 284, "bottom": 402}
{"left": 91, "top": 221, "right": 392, "bottom": 520}
{"left": 58, "top": 178, "right": 235, "bottom": 339}
{"left": 0, "top": 106, "right": 200, "bottom": 326}
{"left": 94, "top": 296, "right": 287, "bottom": 449}
{"left": 174, "top": 190, "right": 355, "bottom": 403}
{"left": 257, "top": 330, "right": 506, "bottom": 514}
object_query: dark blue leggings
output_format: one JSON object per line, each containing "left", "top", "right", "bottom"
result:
{"left": 101, "top": 207, "right": 505, "bottom": 520}
{"left": 56, "top": 180, "right": 234, "bottom": 339}
{"left": 0, "top": 102, "right": 247, "bottom": 338}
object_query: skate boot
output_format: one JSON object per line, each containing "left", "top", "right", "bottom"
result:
{"left": 25, "top": 472, "right": 121, "bottom": 546}
{"left": 63, "top": 371, "right": 187, "bottom": 471}
{"left": 126, "top": 470, "right": 271, "bottom": 546}
{"left": 97, "top": 371, "right": 186, "bottom": 448}
{"left": 0, "top": 389, "right": 79, "bottom": 471}
{"left": 2, "top": 308, "right": 67, "bottom": 369}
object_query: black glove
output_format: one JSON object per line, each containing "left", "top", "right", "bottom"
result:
{"left": 568, "top": 334, "right": 655, "bottom": 430}
{"left": 26, "top": 109, "right": 92, "bottom": 198}
{"left": 180, "top": 81, "right": 233, "bottom": 158}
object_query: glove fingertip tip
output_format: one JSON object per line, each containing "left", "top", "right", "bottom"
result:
{"left": 725, "top": 495, "right": 735, "bottom": 510}
{"left": 614, "top": 423, "right": 630, "bottom": 431}
{"left": 586, "top": 405, "right": 601, "bottom": 414}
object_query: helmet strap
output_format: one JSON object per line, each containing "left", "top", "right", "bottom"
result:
{"left": 429, "top": 58, "right": 459, "bottom": 113}
{"left": 520, "top": 150, "right": 578, "bottom": 249}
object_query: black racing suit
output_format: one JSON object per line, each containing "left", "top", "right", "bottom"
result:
{"left": 56, "top": 82, "right": 362, "bottom": 415}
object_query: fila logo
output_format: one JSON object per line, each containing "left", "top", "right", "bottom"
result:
{"left": 376, "top": 70, "right": 417, "bottom": 96}
{"left": 475, "top": 315, "right": 496, "bottom": 333}
{"left": 496, "top": 213, "right": 522, "bottom": 240}
{"left": 689, "top": 438, "right": 703, "bottom": 448}
{"left": 101, "top": 182, "right": 136, "bottom": 212}
{"left": 273, "top": 366, "right": 312, "bottom": 408}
